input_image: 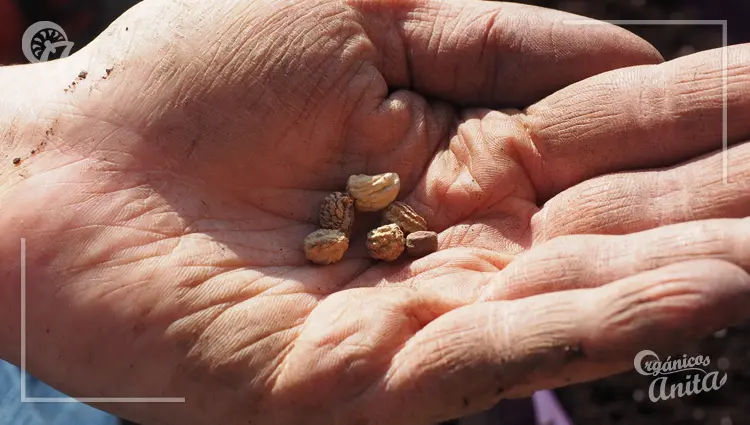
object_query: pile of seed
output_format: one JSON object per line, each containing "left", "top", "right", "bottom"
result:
{"left": 303, "top": 172, "right": 439, "bottom": 265}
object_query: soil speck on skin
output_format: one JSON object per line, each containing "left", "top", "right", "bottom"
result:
{"left": 31, "top": 149, "right": 36, "bottom": 155}
{"left": 125, "top": 27, "right": 129, "bottom": 31}
{"left": 103, "top": 67, "right": 114, "bottom": 79}
{"left": 12, "top": 158, "right": 20, "bottom": 165}
{"left": 65, "top": 70, "right": 88, "bottom": 92}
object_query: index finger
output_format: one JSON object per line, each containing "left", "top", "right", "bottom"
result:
{"left": 516, "top": 44, "right": 750, "bottom": 200}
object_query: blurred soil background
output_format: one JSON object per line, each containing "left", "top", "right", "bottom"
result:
{"left": 1, "top": 1, "right": 748, "bottom": 424}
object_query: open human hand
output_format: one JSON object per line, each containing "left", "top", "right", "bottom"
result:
{"left": 0, "top": 1, "right": 749, "bottom": 424}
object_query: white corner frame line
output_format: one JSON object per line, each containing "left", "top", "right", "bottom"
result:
{"left": 20, "top": 238, "right": 186, "bottom": 403}
{"left": 562, "top": 19, "right": 729, "bottom": 184}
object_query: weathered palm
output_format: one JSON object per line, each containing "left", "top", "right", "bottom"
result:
{"left": 3, "top": 1, "right": 750, "bottom": 425}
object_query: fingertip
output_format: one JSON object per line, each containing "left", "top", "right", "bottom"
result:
{"left": 573, "top": 19, "right": 665, "bottom": 67}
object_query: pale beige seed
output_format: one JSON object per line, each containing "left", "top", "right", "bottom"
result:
{"left": 319, "top": 192, "right": 355, "bottom": 235}
{"left": 367, "top": 224, "right": 405, "bottom": 262}
{"left": 304, "top": 229, "right": 349, "bottom": 265}
{"left": 347, "top": 172, "right": 401, "bottom": 212}
{"left": 384, "top": 201, "right": 428, "bottom": 234}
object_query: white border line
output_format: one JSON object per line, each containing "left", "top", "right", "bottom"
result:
{"left": 20, "top": 238, "right": 186, "bottom": 403}
{"left": 22, "top": 397, "right": 187, "bottom": 403}
{"left": 17, "top": 19, "right": 729, "bottom": 405}
{"left": 562, "top": 19, "right": 729, "bottom": 183}
{"left": 20, "top": 238, "right": 27, "bottom": 400}
{"left": 722, "top": 22, "right": 729, "bottom": 183}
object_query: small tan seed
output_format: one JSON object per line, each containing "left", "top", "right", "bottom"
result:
{"left": 304, "top": 229, "right": 349, "bottom": 265}
{"left": 319, "top": 192, "right": 355, "bottom": 235}
{"left": 366, "top": 224, "right": 405, "bottom": 262}
{"left": 383, "top": 201, "right": 428, "bottom": 234}
{"left": 406, "top": 231, "right": 438, "bottom": 257}
{"left": 347, "top": 173, "right": 401, "bottom": 212}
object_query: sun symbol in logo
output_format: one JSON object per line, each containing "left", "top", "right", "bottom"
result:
{"left": 22, "top": 21, "right": 75, "bottom": 63}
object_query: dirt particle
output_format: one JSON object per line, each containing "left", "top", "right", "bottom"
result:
{"left": 65, "top": 71, "right": 88, "bottom": 92}
{"left": 12, "top": 158, "right": 20, "bottom": 165}
{"left": 31, "top": 149, "right": 36, "bottom": 155}
{"left": 104, "top": 67, "right": 113, "bottom": 79}
{"left": 125, "top": 27, "right": 129, "bottom": 31}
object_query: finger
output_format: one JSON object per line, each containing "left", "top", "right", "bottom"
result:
{"left": 516, "top": 44, "right": 750, "bottom": 200}
{"left": 482, "top": 218, "right": 750, "bottom": 301}
{"left": 375, "top": 259, "right": 750, "bottom": 423}
{"left": 534, "top": 140, "right": 750, "bottom": 241}
{"left": 352, "top": 0, "right": 662, "bottom": 107}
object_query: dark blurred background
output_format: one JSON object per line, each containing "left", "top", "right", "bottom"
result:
{"left": 1, "top": 1, "right": 748, "bottom": 425}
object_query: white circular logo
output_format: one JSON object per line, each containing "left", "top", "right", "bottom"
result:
{"left": 22, "top": 21, "right": 75, "bottom": 63}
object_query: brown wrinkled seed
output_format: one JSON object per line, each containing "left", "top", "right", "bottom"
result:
{"left": 384, "top": 201, "right": 428, "bottom": 234}
{"left": 406, "top": 231, "right": 438, "bottom": 257}
{"left": 319, "top": 192, "right": 355, "bottom": 235}
{"left": 304, "top": 229, "right": 349, "bottom": 265}
{"left": 366, "top": 224, "right": 405, "bottom": 262}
